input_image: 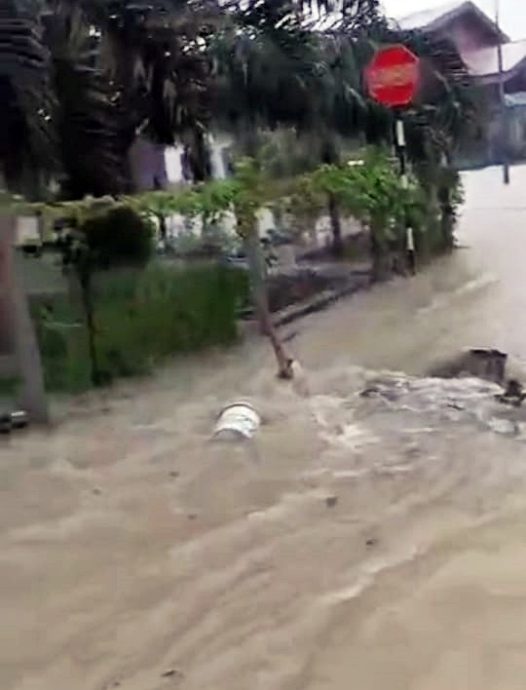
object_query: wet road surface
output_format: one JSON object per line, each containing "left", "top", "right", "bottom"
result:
{"left": 3, "top": 166, "right": 526, "bottom": 690}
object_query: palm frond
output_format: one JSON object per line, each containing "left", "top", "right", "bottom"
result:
{"left": 68, "top": 0, "right": 216, "bottom": 146}
{"left": 0, "top": 0, "right": 56, "bottom": 193}
{"left": 44, "top": 3, "right": 130, "bottom": 197}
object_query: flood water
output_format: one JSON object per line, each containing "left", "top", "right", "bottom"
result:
{"left": 3, "top": 166, "right": 526, "bottom": 690}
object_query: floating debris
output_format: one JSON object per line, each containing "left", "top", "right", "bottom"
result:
{"left": 0, "top": 410, "right": 29, "bottom": 434}
{"left": 214, "top": 402, "right": 260, "bottom": 441}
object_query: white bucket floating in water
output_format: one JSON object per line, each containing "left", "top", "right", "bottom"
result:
{"left": 214, "top": 402, "right": 260, "bottom": 440}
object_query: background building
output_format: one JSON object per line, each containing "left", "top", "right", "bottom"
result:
{"left": 399, "top": 0, "right": 526, "bottom": 164}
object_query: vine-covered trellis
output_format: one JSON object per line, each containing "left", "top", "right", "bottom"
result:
{"left": 2, "top": 149, "right": 463, "bottom": 382}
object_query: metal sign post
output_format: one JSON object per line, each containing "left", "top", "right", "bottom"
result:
{"left": 0, "top": 214, "right": 48, "bottom": 424}
{"left": 394, "top": 114, "right": 416, "bottom": 274}
{"left": 366, "top": 45, "right": 421, "bottom": 274}
{"left": 496, "top": 0, "right": 511, "bottom": 184}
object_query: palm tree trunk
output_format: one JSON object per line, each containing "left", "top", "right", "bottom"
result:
{"left": 157, "top": 214, "right": 167, "bottom": 243}
{"left": 78, "top": 266, "right": 102, "bottom": 386}
{"left": 244, "top": 227, "right": 293, "bottom": 380}
{"left": 188, "top": 128, "right": 212, "bottom": 182}
{"left": 328, "top": 192, "right": 344, "bottom": 257}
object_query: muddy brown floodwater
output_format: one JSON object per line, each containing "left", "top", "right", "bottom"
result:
{"left": 3, "top": 166, "right": 526, "bottom": 690}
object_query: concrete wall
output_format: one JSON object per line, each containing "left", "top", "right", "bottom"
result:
{"left": 129, "top": 138, "right": 169, "bottom": 191}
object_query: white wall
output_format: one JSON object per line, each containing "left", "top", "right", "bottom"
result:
{"left": 164, "top": 134, "right": 232, "bottom": 186}
{"left": 15, "top": 217, "right": 40, "bottom": 246}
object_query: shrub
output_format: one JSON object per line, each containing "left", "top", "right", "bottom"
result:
{"left": 80, "top": 206, "right": 153, "bottom": 268}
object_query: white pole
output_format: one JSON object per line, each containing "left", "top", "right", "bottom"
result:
{"left": 496, "top": 0, "right": 510, "bottom": 184}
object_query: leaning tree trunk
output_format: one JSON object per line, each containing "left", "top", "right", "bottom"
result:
{"left": 370, "top": 222, "right": 390, "bottom": 282}
{"left": 244, "top": 226, "right": 293, "bottom": 380}
{"left": 328, "top": 192, "right": 344, "bottom": 258}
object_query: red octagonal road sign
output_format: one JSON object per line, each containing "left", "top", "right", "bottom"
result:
{"left": 365, "top": 45, "right": 420, "bottom": 108}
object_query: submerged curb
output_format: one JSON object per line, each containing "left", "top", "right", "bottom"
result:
{"left": 274, "top": 269, "right": 372, "bottom": 328}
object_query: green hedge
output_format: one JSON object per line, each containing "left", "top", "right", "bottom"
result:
{"left": 80, "top": 206, "right": 154, "bottom": 268}
{"left": 35, "top": 263, "right": 249, "bottom": 392}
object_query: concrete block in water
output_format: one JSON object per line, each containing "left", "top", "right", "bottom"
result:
{"left": 428, "top": 348, "right": 508, "bottom": 384}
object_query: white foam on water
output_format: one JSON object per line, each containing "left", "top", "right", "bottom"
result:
{"left": 320, "top": 545, "right": 422, "bottom": 606}
{"left": 417, "top": 274, "right": 498, "bottom": 315}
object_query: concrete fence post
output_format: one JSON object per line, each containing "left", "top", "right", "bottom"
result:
{"left": 0, "top": 214, "right": 49, "bottom": 424}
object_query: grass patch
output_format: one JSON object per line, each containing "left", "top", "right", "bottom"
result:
{"left": 34, "top": 262, "right": 249, "bottom": 392}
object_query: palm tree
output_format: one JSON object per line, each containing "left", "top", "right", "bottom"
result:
{"left": 2, "top": 0, "right": 474, "bottom": 205}
{"left": 44, "top": 2, "right": 130, "bottom": 197}
{"left": 304, "top": 34, "right": 375, "bottom": 256}
{"left": 209, "top": 3, "right": 384, "bottom": 255}
{"left": 0, "top": 0, "right": 217, "bottom": 195}
{"left": 1, "top": 0, "right": 385, "bottom": 198}
{"left": 68, "top": 0, "right": 219, "bottom": 181}
{"left": 0, "top": 0, "right": 132, "bottom": 197}
{"left": 0, "top": 0, "right": 55, "bottom": 195}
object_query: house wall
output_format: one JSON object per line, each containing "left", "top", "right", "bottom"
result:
{"left": 505, "top": 70, "right": 526, "bottom": 94}
{"left": 427, "top": 12, "right": 521, "bottom": 167}
{"left": 487, "top": 68, "right": 526, "bottom": 162}
{"left": 508, "top": 108, "right": 526, "bottom": 158}
{"left": 480, "top": 97, "right": 526, "bottom": 165}
{"left": 435, "top": 13, "right": 500, "bottom": 54}
{"left": 128, "top": 138, "right": 168, "bottom": 192}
